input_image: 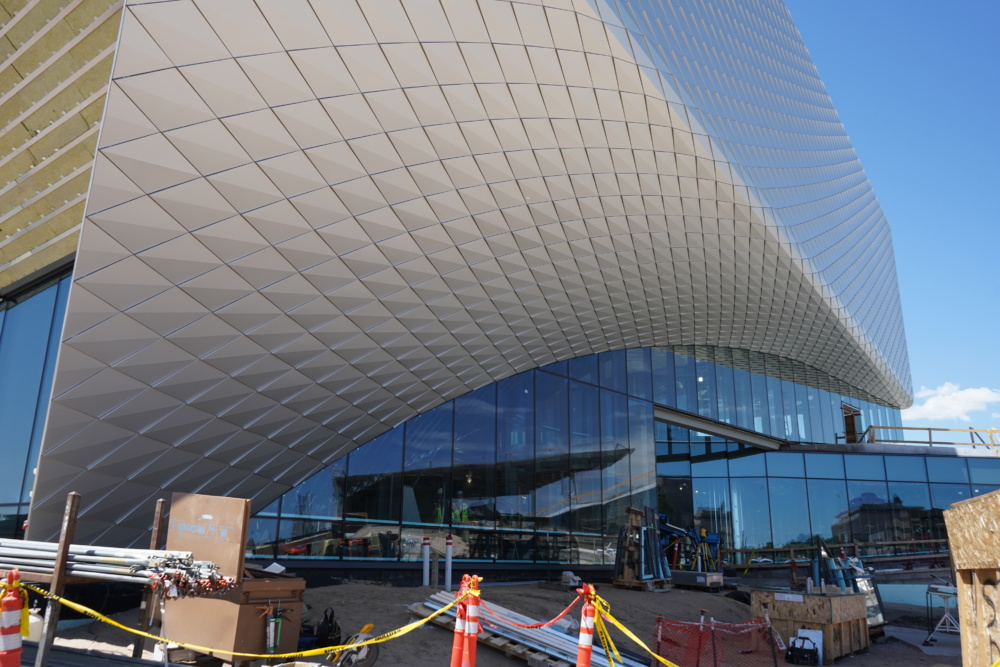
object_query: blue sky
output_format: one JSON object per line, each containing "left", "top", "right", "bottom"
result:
{"left": 785, "top": 1, "right": 1000, "bottom": 430}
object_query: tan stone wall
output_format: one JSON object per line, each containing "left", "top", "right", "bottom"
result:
{"left": 0, "top": 0, "right": 122, "bottom": 290}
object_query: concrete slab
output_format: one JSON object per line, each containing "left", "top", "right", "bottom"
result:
{"left": 883, "top": 624, "right": 961, "bottom": 657}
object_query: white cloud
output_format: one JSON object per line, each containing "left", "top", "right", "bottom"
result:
{"left": 903, "top": 382, "right": 1000, "bottom": 422}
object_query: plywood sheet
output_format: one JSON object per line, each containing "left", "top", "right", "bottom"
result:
{"left": 165, "top": 493, "right": 250, "bottom": 577}
{"left": 944, "top": 488, "right": 1000, "bottom": 570}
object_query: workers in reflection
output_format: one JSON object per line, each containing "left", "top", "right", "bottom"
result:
{"left": 432, "top": 489, "right": 470, "bottom": 524}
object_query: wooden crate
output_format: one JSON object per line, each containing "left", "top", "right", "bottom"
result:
{"left": 751, "top": 590, "right": 869, "bottom": 662}
{"left": 943, "top": 487, "right": 1000, "bottom": 667}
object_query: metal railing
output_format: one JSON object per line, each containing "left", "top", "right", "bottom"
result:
{"left": 727, "top": 538, "right": 951, "bottom": 568}
{"left": 862, "top": 425, "right": 1000, "bottom": 448}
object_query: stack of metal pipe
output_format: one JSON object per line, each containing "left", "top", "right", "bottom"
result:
{"left": 0, "top": 539, "right": 238, "bottom": 597}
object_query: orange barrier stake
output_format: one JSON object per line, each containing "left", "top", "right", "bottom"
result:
{"left": 449, "top": 575, "right": 471, "bottom": 667}
{"left": 0, "top": 570, "right": 24, "bottom": 667}
{"left": 576, "top": 584, "right": 596, "bottom": 667}
{"left": 463, "top": 576, "right": 482, "bottom": 667}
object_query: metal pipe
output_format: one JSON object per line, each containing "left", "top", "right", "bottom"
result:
{"left": 0, "top": 539, "right": 191, "bottom": 561}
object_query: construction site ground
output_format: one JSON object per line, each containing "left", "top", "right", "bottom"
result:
{"left": 50, "top": 582, "right": 960, "bottom": 666}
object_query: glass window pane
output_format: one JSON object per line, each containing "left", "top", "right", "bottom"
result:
{"left": 601, "top": 390, "right": 630, "bottom": 536}
{"left": 887, "top": 482, "right": 932, "bottom": 541}
{"left": 628, "top": 398, "right": 656, "bottom": 509}
{"left": 884, "top": 456, "right": 927, "bottom": 482}
{"left": 454, "top": 385, "right": 496, "bottom": 466}
{"left": 769, "top": 477, "right": 810, "bottom": 549}
{"left": 281, "top": 460, "right": 345, "bottom": 521}
{"left": 695, "top": 349, "right": 717, "bottom": 420}
{"left": 658, "top": 477, "right": 692, "bottom": 528}
{"left": 766, "top": 452, "right": 804, "bottom": 477}
{"left": 844, "top": 454, "right": 884, "bottom": 480}
{"left": 806, "top": 479, "right": 849, "bottom": 544}
{"left": 673, "top": 346, "right": 696, "bottom": 412}
{"left": 277, "top": 520, "right": 342, "bottom": 558}
{"left": 652, "top": 348, "right": 675, "bottom": 407}
{"left": 929, "top": 483, "right": 971, "bottom": 540}
{"left": 968, "top": 458, "right": 1000, "bottom": 485}
{"left": 599, "top": 349, "right": 627, "bottom": 393}
{"left": 568, "top": 354, "right": 598, "bottom": 385}
{"left": 346, "top": 431, "right": 402, "bottom": 522}
{"left": 536, "top": 372, "right": 569, "bottom": 456}
{"left": 404, "top": 402, "right": 453, "bottom": 470}
{"left": 804, "top": 453, "right": 844, "bottom": 479}
{"left": 692, "top": 477, "right": 730, "bottom": 557}
{"left": 569, "top": 382, "right": 601, "bottom": 533}
{"left": 729, "top": 477, "right": 771, "bottom": 554}
{"left": 733, "top": 365, "right": 753, "bottom": 430}
{"left": 927, "top": 458, "right": 969, "bottom": 483}
{"left": 497, "top": 372, "right": 534, "bottom": 463}
{"left": 728, "top": 450, "right": 766, "bottom": 477}
{"left": 846, "top": 480, "right": 890, "bottom": 544}
{"left": 626, "top": 348, "right": 651, "bottom": 400}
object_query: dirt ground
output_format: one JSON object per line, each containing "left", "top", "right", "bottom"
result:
{"left": 51, "top": 581, "right": 960, "bottom": 666}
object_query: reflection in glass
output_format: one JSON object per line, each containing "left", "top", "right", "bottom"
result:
{"left": 887, "top": 482, "right": 933, "bottom": 542}
{"left": 729, "top": 478, "right": 771, "bottom": 559}
{"left": 884, "top": 456, "right": 927, "bottom": 482}
{"left": 807, "top": 479, "right": 849, "bottom": 544}
{"left": 804, "top": 453, "right": 844, "bottom": 479}
{"left": 769, "top": 478, "right": 810, "bottom": 549}
{"left": 968, "top": 458, "right": 1000, "bottom": 485}
{"left": 692, "top": 478, "right": 730, "bottom": 553}
{"left": 766, "top": 452, "right": 804, "bottom": 477}
{"left": 845, "top": 481, "right": 890, "bottom": 548}
{"left": 929, "top": 484, "right": 971, "bottom": 539}
{"left": 844, "top": 454, "right": 884, "bottom": 480}
{"left": 927, "top": 458, "right": 969, "bottom": 484}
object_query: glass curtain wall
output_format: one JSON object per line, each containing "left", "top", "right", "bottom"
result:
{"left": 257, "top": 345, "right": 908, "bottom": 563}
{"left": 0, "top": 274, "right": 71, "bottom": 538}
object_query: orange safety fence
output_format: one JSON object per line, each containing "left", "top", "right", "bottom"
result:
{"left": 653, "top": 616, "right": 785, "bottom": 667}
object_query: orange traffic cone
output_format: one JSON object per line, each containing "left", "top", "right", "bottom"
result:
{"left": 0, "top": 569, "right": 25, "bottom": 667}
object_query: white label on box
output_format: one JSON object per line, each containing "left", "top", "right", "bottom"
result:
{"left": 775, "top": 592, "right": 803, "bottom": 602}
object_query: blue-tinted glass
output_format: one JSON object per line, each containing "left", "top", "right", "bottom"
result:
{"left": 625, "top": 348, "right": 651, "bottom": 400}
{"left": 769, "top": 477, "right": 810, "bottom": 547}
{"left": 347, "top": 430, "right": 402, "bottom": 521}
{"left": 569, "top": 382, "right": 601, "bottom": 534}
{"left": 968, "top": 458, "right": 1000, "bottom": 485}
{"left": 972, "top": 484, "right": 1000, "bottom": 497}
{"left": 599, "top": 349, "right": 627, "bottom": 393}
{"left": 887, "top": 482, "right": 932, "bottom": 541}
{"left": 728, "top": 451, "right": 766, "bottom": 476}
{"left": 806, "top": 479, "right": 849, "bottom": 543}
{"left": 844, "top": 454, "right": 884, "bottom": 480}
{"left": 0, "top": 283, "right": 59, "bottom": 504}
{"left": 766, "top": 452, "right": 804, "bottom": 477}
{"left": 794, "top": 383, "right": 810, "bottom": 441}
{"left": 766, "top": 376, "right": 783, "bottom": 437}
{"left": 541, "top": 359, "right": 568, "bottom": 376}
{"left": 281, "top": 460, "right": 345, "bottom": 520}
{"left": 658, "top": 478, "right": 692, "bottom": 528}
{"left": 568, "top": 354, "right": 598, "bottom": 385}
{"left": 884, "top": 456, "right": 927, "bottom": 482}
{"left": 657, "top": 460, "right": 691, "bottom": 476}
{"left": 692, "top": 456, "right": 727, "bottom": 477}
{"left": 806, "top": 385, "right": 822, "bottom": 444}
{"left": 454, "top": 385, "right": 496, "bottom": 465}
{"left": 536, "top": 372, "right": 568, "bottom": 456}
{"left": 497, "top": 372, "right": 534, "bottom": 462}
{"left": 804, "top": 453, "right": 844, "bottom": 479}
{"left": 781, "top": 380, "right": 798, "bottom": 439}
{"left": 750, "top": 371, "right": 769, "bottom": 434}
{"left": 818, "top": 389, "right": 836, "bottom": 444}
{"left": 404, "top": 402, "right": 453, "bottom": 470}
{"left": 20, "top": 276, "right": 70, "bottom": 501}
{"left": 715, "top": 360, "right": 736, "bottom": 425}
{"left": 732, "top": 364, "right": 753, "bottom": 430}
{"left": 628, "top": 398, "right": 656, "bottom": 509}
{"left": 692, "top": 477, "right": 730, "bottom": 548}
{"left": 729, "top": 477, "right": 772, "bottom": 553}
{"left": 927, "top": 457, "right": 968, "bottom": 483}
{"left": 695, "top": 351, "right": 717, "bottom": 420}
{"left": 601, "top": 390, "right": 630, "bottom": 535}
{"left": 247, "top": 518, "right": 278, "bottom": 557}
{"left": 930, "top": 483, "right": 971, "bottom": 508}
{"left": 846, "top": 480, "right": 889, "bottom": 544}
{"left": 673, "top": 346, "right": 696, "bottom": 412}
{"left": 651, "top": 348, "right": 675, "bottom": 407}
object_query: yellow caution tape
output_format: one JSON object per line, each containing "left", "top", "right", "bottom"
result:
{"left": 24, "top": 582, "right": 470, "bottom": 660}
{"left": 591, "top": 592, "right": 680, "bottom": 667}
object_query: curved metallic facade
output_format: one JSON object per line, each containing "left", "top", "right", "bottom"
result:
{"left": 28, "top": 0, "right": 910, "bottom": 545}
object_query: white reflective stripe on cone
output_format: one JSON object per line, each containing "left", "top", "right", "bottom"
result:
{"left": 0, "top": 632, "right": 21, "bottom": 650}
{"left": 0, "top": 610, "right": 20, "bottom": 627}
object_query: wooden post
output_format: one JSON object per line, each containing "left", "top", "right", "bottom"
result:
{"left": 132, "top": 498, "right": 167, "bottom": 659}
{"left": 943, "top": 488, "right": 1000, "bottom": 666}
{"left": 35, "top": 492, "right": 80, "bottom": 667}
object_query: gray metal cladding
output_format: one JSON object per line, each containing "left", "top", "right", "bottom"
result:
{"left": 28, "top": 0, "right": 911, "bottom": 545}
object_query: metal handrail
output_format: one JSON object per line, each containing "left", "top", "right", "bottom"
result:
{"left": 862, "top": 425, "right": 1000, "bottom": 448}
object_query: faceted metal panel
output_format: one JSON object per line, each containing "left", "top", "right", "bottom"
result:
{"left": 30, "top": 0, "right": 911, "bottom": 545}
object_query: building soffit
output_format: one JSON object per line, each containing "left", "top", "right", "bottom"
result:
{"left": 28, "top": 0, "right": 910, "bottom": 545}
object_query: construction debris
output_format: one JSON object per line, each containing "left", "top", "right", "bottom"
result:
{"left": 613, "top": 507, "right": 671, "bottom": 591}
